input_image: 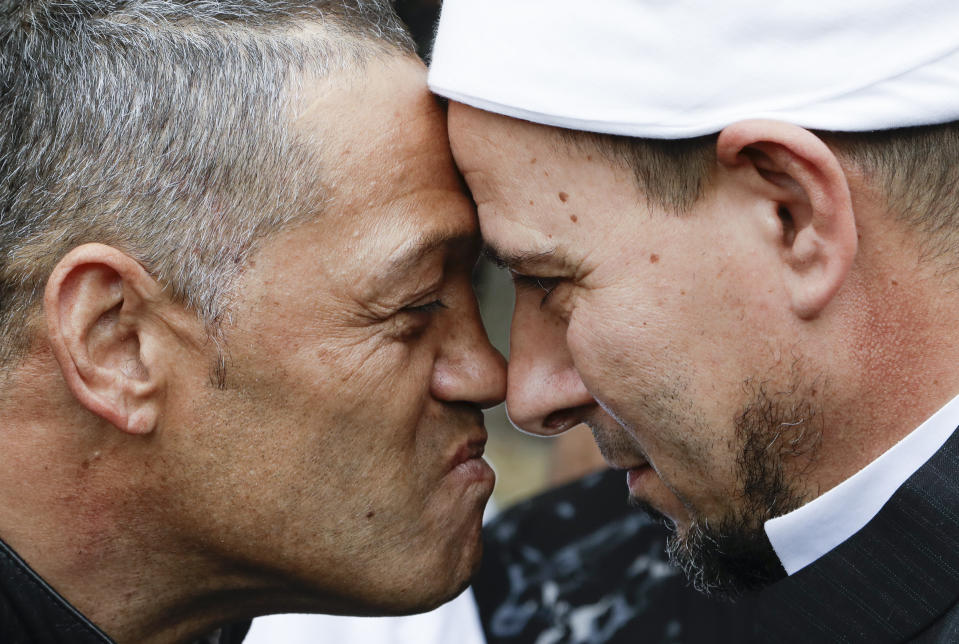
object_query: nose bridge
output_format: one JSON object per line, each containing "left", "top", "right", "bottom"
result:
{"left": 433, "top": 293, "right": 506, "bottom": 409}
{"left": 506, "top": 292, "right": 594, "bottom": 435}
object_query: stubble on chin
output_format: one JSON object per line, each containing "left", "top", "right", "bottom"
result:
{"left": 636, "top": 372, "right": 824, "bottom": 598}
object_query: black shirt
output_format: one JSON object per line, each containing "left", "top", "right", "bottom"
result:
{"left": 0, "top": 537, "right": 250, "bottom": 644}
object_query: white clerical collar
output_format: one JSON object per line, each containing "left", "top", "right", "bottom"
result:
{"left": 765, "top": 393, "right": 959, "bottom": 575}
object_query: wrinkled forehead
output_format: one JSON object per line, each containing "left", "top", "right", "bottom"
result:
{"left": 280, "top": 56, "right": 478, "bottom": 265}
{"left": 292, "top": 54, "right": 463, "bottom": 208}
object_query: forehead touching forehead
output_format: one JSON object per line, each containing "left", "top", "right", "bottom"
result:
{"left": 447, "top": 103, "right": 564, "bottom": 216}
{"left": 291, "top": 55, "right": 477, "bottom": 278}
{"left": 449, "top": 103, "right": 715, "bottom": 216}
{"left": 295, "top": 55, "right": 460, "bottom": 206}
{"left": 449, "top": 104, "right": 626, "bottom": 274}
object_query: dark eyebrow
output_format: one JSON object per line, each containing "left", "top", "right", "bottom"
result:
{"left": 387, "top": 229, "right": 478, "bottom": 273}
{"left": 482, "top": 243, "right": 556, "bottom": 272}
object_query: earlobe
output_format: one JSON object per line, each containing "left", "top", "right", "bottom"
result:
{"left": 717, "top": 120, "right": 858, "bottom": 320}
{"left": 45, "top": 244, "right": 165, "bottom": 435}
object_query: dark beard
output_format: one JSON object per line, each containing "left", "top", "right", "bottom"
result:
{"left": 665, "top": 513, "right": 787, "bottom": 597}
{"left": 641, "top": 375, "right": 822, "bottom": 597}
{"left": 628, "top": 494, "right": 787, "bottom": 597}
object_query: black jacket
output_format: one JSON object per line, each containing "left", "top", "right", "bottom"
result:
{"left": 474, "top": 428, "right": 959, "bottom": 643}
{"left": 0, "top": 537, "right": 250, "bottom": 644}
{"left": 472, "top": 469, "right": 758, "bottom": 643}
{"left": 756, "top": 425, "right": 959, "bottom": 643}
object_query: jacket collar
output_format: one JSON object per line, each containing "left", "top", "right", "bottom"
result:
{"left": 0, "top": 536, "right": 113, "bottom": 643}
{"left": 757, "top": 425, "right": 959, "bottom": 642}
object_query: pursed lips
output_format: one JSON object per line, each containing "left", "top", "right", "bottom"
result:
{"left": 449, "top": 433, "right": 488, "bottom": 470}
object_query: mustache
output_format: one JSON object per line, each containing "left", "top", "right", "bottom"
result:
{"left": 443, "top": 401, "right": 487, "bottom": 428}
{"left": 584, "top": 416, "right": 649, "bottom": 466}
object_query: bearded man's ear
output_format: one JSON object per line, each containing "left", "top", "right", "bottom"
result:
{"left": 716, "top": 119, "right": 858, "bottom": 320}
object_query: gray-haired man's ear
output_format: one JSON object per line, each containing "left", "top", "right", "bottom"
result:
{"left": 716, "top": 120, "right": 858, "bottom": 320}
{"left": 44, "top": 243, "right": 169, "bottom": 435}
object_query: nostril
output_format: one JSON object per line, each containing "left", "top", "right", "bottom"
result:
{"left": 542, "top": 414, "right": 577, "bottom": 434}
{"left": 543, "top": 404, "right": 594, "bottom": 435}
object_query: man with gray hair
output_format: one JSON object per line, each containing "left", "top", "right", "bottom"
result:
{"left": 432, "top": 0, "right": 959, "bottom": 641}
{"left": 0, "top": 1, "right": 505, "bottom": 642}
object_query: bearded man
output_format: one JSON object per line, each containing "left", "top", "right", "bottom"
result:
{"left": 431, "top": 1, "right": 959, "bottom": 641}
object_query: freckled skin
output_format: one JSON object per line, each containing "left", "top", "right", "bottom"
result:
{"left": 449, "top": 104, "right": 769, "bottom": 529}
{"left": 448, "top": 101, "right": 959, "bottom": 556}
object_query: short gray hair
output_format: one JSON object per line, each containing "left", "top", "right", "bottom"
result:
{"left": 0, "top": 0, "right": 415, "bottom": 367}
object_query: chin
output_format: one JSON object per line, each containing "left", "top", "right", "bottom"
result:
{"left": 368, "top": 532, "right": 485, "bottom": 616}
{"left": 408, "top": 572, "right": 474, "bottom": 614}
{"left": 368, "top": 566, "right": 478, "bottom": 616}
{"left": 414, "top": 536, "right": 484, "bottom": 612}
{"left": 344, "top": 490, "right": 489, "bottom": 616}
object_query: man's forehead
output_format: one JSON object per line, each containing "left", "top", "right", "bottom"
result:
{"left": 451, "top": 105, "right": 607, "bottom": 206}
{"left": 449, "top": 104, "right": 542, "bottom": 172}
{"left": 292, "top": 55, "right": 438, "bottom": 158}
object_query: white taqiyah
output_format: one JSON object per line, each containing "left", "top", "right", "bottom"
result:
{"left": 428, "top": 0, "right": 959, "bottom": 138}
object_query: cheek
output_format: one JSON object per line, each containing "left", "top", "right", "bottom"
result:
{"left": 231, "top": 332, "right": 439, "bottom": 485}
{"left": 325, "top": 345, "right": 436, "bottom": 453}
{"left": 566, "top": 291, "right": 664, "bottom": 403}
{"left": 314, "top": 325, "right": 437, "bottom": 390}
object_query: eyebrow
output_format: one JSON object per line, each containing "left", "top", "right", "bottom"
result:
{"left": 482, "top": 243, "right": 557, "bottom": 272}
{"left": 387, "top": 229, "right": 478, "bottom": 273}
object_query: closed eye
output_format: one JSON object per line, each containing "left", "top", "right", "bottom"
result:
{"left": 403, "top": 299, "right": 448, "bottom": 314}
{"left": 511, "top": 272, "right": 560, "bottom": 307}
{"left": 390, "top": 298, "right": 448, "bottom": 341}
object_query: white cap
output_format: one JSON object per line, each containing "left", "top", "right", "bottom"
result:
{"left": 428, "top": 0, "right": 959, "bottom": 138}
